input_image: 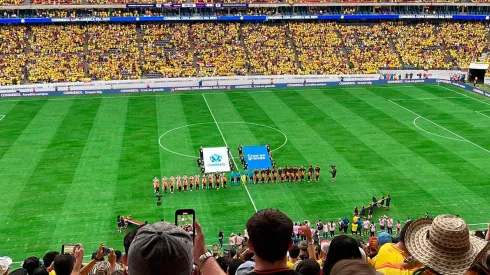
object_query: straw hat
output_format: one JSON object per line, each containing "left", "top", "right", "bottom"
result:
{"left": 405, "top": 215, "right": 487, "bottom": 275}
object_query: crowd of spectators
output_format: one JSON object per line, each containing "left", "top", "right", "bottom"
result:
{"left": 289, "top": 22, "right": 350, "bottom": 75}
{"left": 0, "top": 21, "right": 489, "bottom": 84}
{"left": 442, "top": 22, "right": 489, "bottom": 69}
{"left": 340, "top": 23, "right": 401, "bottom": 73}
{"left": 27, "top": 25, "right": 85, "bottom": 83}
{"left": 141, "top": 23, "right": 195, "bottom": 78}
{"left": 390, "top": 22, "right": 453, "bottom": 69}
{"left": 193, "top": 23, "right": 248, "bottom": 77}
{"left": 0, "top": 25, "right": 25, "bottom": 85}
{"left": 87, "top": 24, "right": 141, "bottom": 80}
{"left": 242, "top": 23, "right": 298, "bottom": 75}
{"left": 1, "top": 209, "right": 488, "bottom": 275}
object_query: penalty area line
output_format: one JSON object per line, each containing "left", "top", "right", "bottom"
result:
{"left": 201, "top": 93, "right": 258, "bottom": 213}
{"left": 0, "top": 115, "right": 4, "bottom": 121}
{"left": 389, "top": 100, "right": 490, "bottom": 155}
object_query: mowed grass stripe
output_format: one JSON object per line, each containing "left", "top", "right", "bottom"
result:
{"left": 398, "top": 86, "right": 490, "bottom": 138}
{"left": 175, "top": 94, "right": 256, "bottom": 241}
{"left": 156, "top": 95, "right": 199, "bottom": 176}
{"left": 155, "top": 95, "right": 240, "bottom": 232}
{"left": 228, "top": 93, "right": 329, "bottom": 221}
{"left": 0, "top": 100, "right": 46, "bottom": 159}
{"left": 369, "top": 86, "right": 490, "bottom": 177}
{"left": 225, "top": 91, "right": 324, "bottom": 219}
{"left": 49, "top": 98, "right": 128, "bottom": 250}
{"left": 1, "top": 99, "right": 103, "bottom": 259}
{"left": 206, "top": 93, "right": 263, "bottom": 151}
{"left": 344, "top": 87, "right": 490, "bottom": 222}
{"left": 397, "top": 86, "right": 490, "bottom": 173}
{"left": 0, "top": 100, "right": 72, "bottom": 260}
{"left": 247, "top": 91, "right": 376, "bottom": 219}
{"left": 0, "top": 100, "right": 72, "bottom": 219}
{"left": 210, "top": 93, "right": 313, "bottom": 219}
{"left": 423, "top": 84, "right": 490, "bottom": 110}
{"left": 306, "top": 88, "right": 450, "bottom": 216}
{"left": 114, "top": 97, "right": 161, "bottom": 223}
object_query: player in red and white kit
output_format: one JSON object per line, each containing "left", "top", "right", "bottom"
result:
{"left": 183, "top": 174, "right": 188, "bottom": 191}
{"left": 170, "top": 176, "right": 175, "bottom": 193}
{"left": 176, "top": 175, "right": 182, "bottom": 192}
{"left": 153, "top": 177, "right": 160, "bottom": 193}
{"left": 162, "top": 176, "right": 168, "bottom": 193}
{"left": 208, "top": 174, "right": 214, "bottom": 189}
{"left": 202, "top": 174, "right": 207, "bottom": 189}
{"left": 195, "top": 174, "right": 200, "bottom": 190}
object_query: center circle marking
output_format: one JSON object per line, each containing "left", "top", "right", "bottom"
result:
{"left": 158, "top": 122, "right": 288, "bottom": 159}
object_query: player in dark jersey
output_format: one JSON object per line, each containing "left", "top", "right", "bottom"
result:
{"left": 266, "top": 167, "right": 271, "bottom": 183}
{"left": 299, "top": 166, "right": 305, "bottom": 182}
{"left": 308, "top": 165, "right": 314, "bottom": 182}
{"left": 254, "top": 168, "right": 259, "bottom": 184}
{"left": 294, "top": 166, "right": 299, "bottom": 182}
{"left": 272, "top": 167, "right": 277, "bottom": 183}
{"left": 315, "top": 165, "right": 321, "bottom": 182}
{"left": 330, "top": 165, "right": 337, "bottom": 182}
{"left": 238, "top": 145, "right": 243, "bottom": 156}
{"left": 288, "top": 166, "right": 294, "bottom": 182}
{"left": 260, "top": 169, "right": 266, "bottom": 183}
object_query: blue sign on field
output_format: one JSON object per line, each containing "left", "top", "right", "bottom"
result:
{"left": 243, "top": 146, "right": 272, "bottom": 170}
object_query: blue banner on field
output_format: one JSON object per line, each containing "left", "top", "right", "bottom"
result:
{"left": 243, "top": 146, "right": 271, "bottom": 170}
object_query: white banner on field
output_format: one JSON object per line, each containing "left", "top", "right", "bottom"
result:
{"left": 202, "top": 147, "right": 230, "bottom": 173}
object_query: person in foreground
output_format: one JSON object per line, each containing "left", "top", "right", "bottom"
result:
{"left": 404, "top": 214, "right": 488, "bottom": 275}
{"left": 245, "top": 208, "right": 301, "bottom": 275}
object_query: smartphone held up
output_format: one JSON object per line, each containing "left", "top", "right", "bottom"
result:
{"left": 175, "top": 209, "right": 196, "bottom": 242}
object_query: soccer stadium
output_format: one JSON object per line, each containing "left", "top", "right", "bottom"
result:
{"left": 1, "top": 1, "right": 490, "bottom": 275}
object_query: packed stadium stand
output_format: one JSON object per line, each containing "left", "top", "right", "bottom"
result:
{"left": 0, "top": 21, "right": 488, "bottom": 84}
{"left": 141, "top": 23, "right": 196, "bottom": 78}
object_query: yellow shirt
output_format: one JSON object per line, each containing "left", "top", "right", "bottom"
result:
{"left": 372, "top": 243, "right": 408, "bottom": 269}
{"left": 372, "top": 243, "right": 423, "bottom": 270}
{"left": 352, "top": 223, "right": 359, "bottom": 232}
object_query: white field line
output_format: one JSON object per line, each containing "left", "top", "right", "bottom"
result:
{"left": 476, "top": 111, "right": 490, "bottom": 120}
{"left": 438, "top": 85, "right": 490, "bottom": 107}
{"left": 389, "top": 100, "right": 490, "bottom": 155}
{"left": 0, "top": 115, "right": 4, "bottom": 121}
{"left": 202, "top": 94, "right": 258, "bottom": 213}
{"left": 413, "top": 116, "right": 465, "bottom": 142}
{"left": 391, "top": 97, "right": 466, "bottom": 101}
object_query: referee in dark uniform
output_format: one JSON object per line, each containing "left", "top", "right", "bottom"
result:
{"left": 330, "top": 165, "right": 337, "bottom": 183}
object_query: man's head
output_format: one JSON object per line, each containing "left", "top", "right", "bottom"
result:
{"left": 22, "top": 257, "right": 41, "bottom": 275}
{"left": 32, "top": 268, "right": 49, "bottom": 275}
{"left": 246, "top": 209, "right": 293, "bottom": 263}
{"left": 227, "top": 259, "right": 245, "bottom": 275}
{"left": 127, "top": 221, "right": 193, "bottom": 275}
{"left": 295, "top": 259, "right": 321, "bottom": 275}
{"left": 289, "top": 245, "right": 300, "bottom": 260}
{"left": 53, "top": 254, "right": 75, "bottom": 275}
{"left": 42, "top": 252, "right": 59, "bottom": 269}
{"left": 124, "top": 225, "right": 143, "bottom": 261}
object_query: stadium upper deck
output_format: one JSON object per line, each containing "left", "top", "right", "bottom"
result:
{"left": 0, "top": 21, "right": 489, "bottom": 86}
{"left": 1, "top": 0, "right": 490, "bottom": 6}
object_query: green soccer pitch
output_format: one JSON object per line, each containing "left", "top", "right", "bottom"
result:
{"left": 1, "top": 83, "right": 490, "bottom": 264}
